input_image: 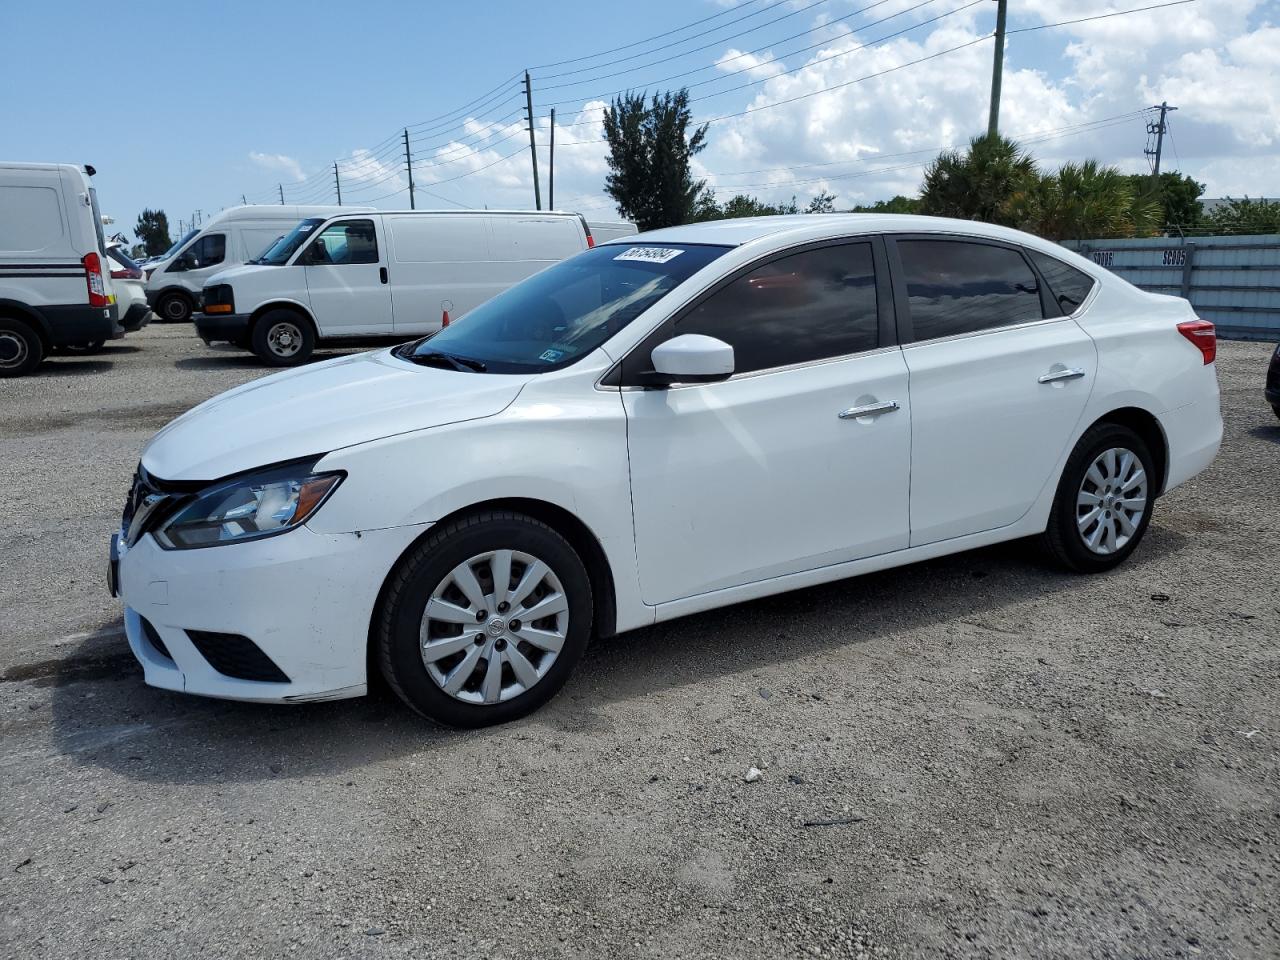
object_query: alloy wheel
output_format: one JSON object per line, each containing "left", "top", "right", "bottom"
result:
{"left": 1076, "top": 446, "right": 1148, "bottom": 555}
{"left": 419, "top": 549, "right": 569, "bottom": 705}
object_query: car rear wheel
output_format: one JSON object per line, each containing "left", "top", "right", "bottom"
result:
{"left": 1041, "top": 423, "right": 1156, "bottom": 573}
{"left": 251, "top": 310, "right": 315, "bottom": 366}
{"left": 377, "top": 511, "right": 593, "bottom": 727}
{"left": 156, "top": 291, "right": 192, "bottom": 323}
{"left": 0, "top": 318, "right": 44, "bottom": 377}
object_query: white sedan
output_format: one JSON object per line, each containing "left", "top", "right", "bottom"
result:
{"left": 110, "top": 215, "right": 1222, "bottom": 726}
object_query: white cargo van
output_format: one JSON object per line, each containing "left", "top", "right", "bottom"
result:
{"left": 196, "top": 210, "right": 592, "bottom": 365}
{"left": 586, "top": 219, "right": 638, "bottom": 244}
{"left": 144, "top": 204, "right": 366, "bottom": 323}
{"left": 0, "top": 161, "right": 118, "bottom": 377}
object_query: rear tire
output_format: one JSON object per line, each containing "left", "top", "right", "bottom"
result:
{"left": 251, "top": 310, "right": 315, "bottom": 366}
{"left": 1272, "top": 405, "right": 1280, "bottom": 421}
{"left": 155, "top": 291, "right": 193, "bottom": 323}
{"left": 0, "top": 317, "right": 44, "bottom": 377}
{"left": 377, "top": 511, "right": 593, "bottom": 727}
{"left": 1040, "top": 423, "right": 1156, "bottom": 573}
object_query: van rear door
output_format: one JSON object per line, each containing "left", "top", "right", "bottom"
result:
{"left": 299, "top": 216, "right": 391, "bottom": 336}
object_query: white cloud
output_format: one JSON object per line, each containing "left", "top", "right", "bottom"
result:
{"left": 248, "top": 151, "right": 306, "bottom": 182}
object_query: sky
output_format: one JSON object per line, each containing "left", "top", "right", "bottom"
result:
{"left": 3, "top": 0, "right": 1277, "bottom": 242}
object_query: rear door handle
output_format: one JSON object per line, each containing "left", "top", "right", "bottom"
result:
{"left": 1038, "top": 367, "right": 1086, "bottom": 384}
{"left": 839, "top": 400, "right": 900, "bottom": 420}
{"left": 379, "top": 267, "right": 388, "bottom": 284}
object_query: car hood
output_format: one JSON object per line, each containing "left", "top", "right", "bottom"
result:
{"left": 141, "top": 349, "right": 529, "bottom": 481}
{"left": 207, "top": 262, "right": 275, "bottom": 285}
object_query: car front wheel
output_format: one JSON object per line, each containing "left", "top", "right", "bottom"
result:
{"left": 251, "top": 310, "right": 315, "bottom": 366}
{"left": 1041, "top": 423, "right": 1157, "bottom": 573}
{"left": 377, "top": 512, "right": 593, "bottom": 727}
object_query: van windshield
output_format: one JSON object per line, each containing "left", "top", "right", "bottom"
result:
{"left": 255, "top": 218, "right": 325, "bottom": 265}
{"left": 162, "top": 229, "right": 198, "bottom": 260}
{"left": 396, "top": 243, "right": 729, "bottom": 374}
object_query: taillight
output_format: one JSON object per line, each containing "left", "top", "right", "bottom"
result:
{"left": 83, "top": 252, "right": 109, "bottom": 308}
{"left": 1177, "top": 319, "right": 1216, "bottom": 365}
{"left": 586, "top": 233, "right": 595, "bottom": 248}
{"left": 110, "top": 267, "right": 142, "bottom": 280}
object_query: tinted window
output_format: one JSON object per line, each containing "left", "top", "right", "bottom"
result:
{"left": 192, "top": 232, "right": 225, "bottom": 268}
{"left": 306, "top": 220, "right": 378, "bottom": 265}
{"left": 675, "top": 243, "right": 879, "bottom": 374}
{"left": 898, "top": 240, "right": 1042, "bottom": 341}
{"left": 1028, "top": 250, "right": 1096, "bottom": 315}
{"left": 403, "top": 243, "right": 728, "bottom": 374}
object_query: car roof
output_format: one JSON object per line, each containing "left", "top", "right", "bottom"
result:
{"left": 603, "top": 214, "right": 1074, "bottom": 253}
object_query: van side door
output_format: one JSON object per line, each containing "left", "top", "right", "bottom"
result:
{"left": 299, "top": 217, "right": 392, "bottom": 336}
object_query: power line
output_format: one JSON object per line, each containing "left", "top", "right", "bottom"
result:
{"left": 1006, "top": 0, "right": 1200, "bottom": 34}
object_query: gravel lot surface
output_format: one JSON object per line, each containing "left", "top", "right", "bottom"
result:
{"left": 1, "top": 326, "right": 1277, "bottom": 959}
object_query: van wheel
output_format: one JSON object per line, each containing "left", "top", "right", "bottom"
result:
{"left": 0, "top": 317, "right": 44, "bottom": 377}
{"left": 377, "top": 512, "right": 593, "bottom": 727}
{"left": 156, "top": 291, "right": 192, "bottom": 323}
{"left": 252, "top": 311, "right": 315, "bottom": 366}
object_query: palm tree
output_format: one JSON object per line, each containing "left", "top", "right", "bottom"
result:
{"left": 1009, "top": 161, "right": 1161, "bottom": 241}
{"left": 919, "top": 134, "right": 1038, "bottom": 225}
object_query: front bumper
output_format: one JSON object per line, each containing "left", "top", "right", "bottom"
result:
{"left": 115, "top": 522, "right": 429, "bottom": 703}
{"left": 194, "top": 312, "right": 251, "bottom": 344}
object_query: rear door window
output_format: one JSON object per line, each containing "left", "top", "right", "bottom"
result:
{"left": 1027, "top": 250, "right": 1097, "bottom": 315}
{"left": 896, "top": 239, "right": 1043, "bottom": 341}
{"left": 673, "top": 242, "right": 880, "bottom": 374}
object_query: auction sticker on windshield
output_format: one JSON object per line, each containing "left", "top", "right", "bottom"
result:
{"left": 614, "top": 247, "right": 684, "bottom": 264}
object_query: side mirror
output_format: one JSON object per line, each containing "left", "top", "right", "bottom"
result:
{"left": 646, "top": 334, "right": 734, "bottom": 386}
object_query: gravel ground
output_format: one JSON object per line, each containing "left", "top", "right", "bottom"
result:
{"left": 1, "top": 326, "right": 1277, "bottom": 960}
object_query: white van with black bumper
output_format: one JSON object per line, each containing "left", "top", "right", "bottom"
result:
{"left": 196, "top": 210, "right": 593, "bottom": 365}
{"left": 0, "top": 161, "right": 118, "bottom": 377}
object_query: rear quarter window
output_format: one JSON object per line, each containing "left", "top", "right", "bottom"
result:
{"left": 1028, "top": 250, "right": 1097, "bottom": 315}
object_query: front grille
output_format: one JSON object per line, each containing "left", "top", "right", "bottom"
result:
{"left": 121, "top": 464, "right": 194, "bottom": 546}
{"left": 139, "top": 616, "right": 173, "bottom": 662}
{"left": 186, "top": 630, "right": 290, "bottom": 684}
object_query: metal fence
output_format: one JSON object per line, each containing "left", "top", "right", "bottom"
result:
{"left": 1065, "top": 234, "right": 1280, "bottom": 342}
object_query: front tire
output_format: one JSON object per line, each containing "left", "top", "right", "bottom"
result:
{"left": 0, "top": 317, "right": 44, "bottom": 377}
{"left": 251, "top": 310, "right": 315, "bottom": 366}
{"left": 1041, "top": 423, "right": 1156, "bottom": 573}
{"left": 155, "top": 291, "right": 193, "bottom": 323}
{"left": 377, "top": 511, "right": 593, "bottom": 727}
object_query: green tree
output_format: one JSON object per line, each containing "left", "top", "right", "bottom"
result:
{"left": 805, "top": 191, "right": 837, "bottom": 213}
{"left": 711, "top": 193, "right": 798, "bottom": 218}
{"left": 919, "top": 134, "right": 1037, "bottom": 225}
{"left": 134, "top": 208, "right": 172, "bottom": 257}
{"left": 602, "top": 89, "right": 712, "bottom": 231}
{"left": 1203, "top": 197, "right": 1280, "bottom": 235}
{"left": 1124, "top": 172, "right": 1204, "bottom": 233}
{"left": 1010, "top": 161, "right": 1162, "bottom": 241}
{"left": 849, "top": 195, "right": 921, "bottom": 214}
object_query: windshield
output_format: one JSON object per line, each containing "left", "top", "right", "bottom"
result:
{"left": 399, "top": 243, "right": 729, "bottom": 374}
{"left": 256, "top": 218, "right": 325, "bottom": 265}
{"left": 161, "top": 229, "right": 198, "bottom": 260}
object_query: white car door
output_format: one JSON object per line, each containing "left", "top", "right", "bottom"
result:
{"left": 301, "top": 217, "right": 392, "bottom": 336}
{"left": 888, "top": 236, "right": 1096, "bottom": 546}
{"left": 622, "top": 240, "right": 912, "bottom": 605}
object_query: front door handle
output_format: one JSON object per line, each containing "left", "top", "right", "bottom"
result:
{"left": 839, "top": 400, "right": 900, "bottom": 420}
{"left": 1038, "top": 367, "right": 1086, "bottom": 384}
{"left": 379, "top": 266, "right": 388, "bottom": 284}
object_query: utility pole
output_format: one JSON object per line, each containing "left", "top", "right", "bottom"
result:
{"left": 278, "top": 183, "right": 285, "bottom": 205}
{"left": 404, "top": 129, "right": 415, "bottom": 209}
{"left": 195, "top": 209, "right": 202, "bottom": 226}
{"left": 334, "top": 162, "right": 342, "bottom": 206}
{"left": 241, "top": 194, "right": 247, "bottom": 205}
{"left": 987, "top": 0, "right": 1008, "bottom": 138}
{"left": 523, "top": 71, "right": 542, "bottom": 210}
{"left": 1146, "top": 101, "right": 1177, "bottom": 182}
{"left": 549, "top": 107, "right": 555, "bottom": 210}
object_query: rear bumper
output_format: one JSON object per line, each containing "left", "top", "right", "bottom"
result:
{"left": 38, "top": 303, "right": 118, "bottom": 346}
{"left": 1159, "top": 396, "right": 1223, "bottom": 493}
{"left": 194, "top": 312, "right": 251, "bottom": 343}
{"left": 120, "top": 302, "right": 152, "bottom": 332}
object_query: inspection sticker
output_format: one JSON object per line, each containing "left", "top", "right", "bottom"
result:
{"left": 613, "top": 246, "right": 684, "bottom": 264}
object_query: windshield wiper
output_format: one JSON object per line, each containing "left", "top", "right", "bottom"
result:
{"left": 407, "top": 350, "right": 487, "bottom": 373}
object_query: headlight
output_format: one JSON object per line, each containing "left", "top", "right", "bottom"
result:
{"left": 154, "top": 461, "right": 343, "bottom": 550}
